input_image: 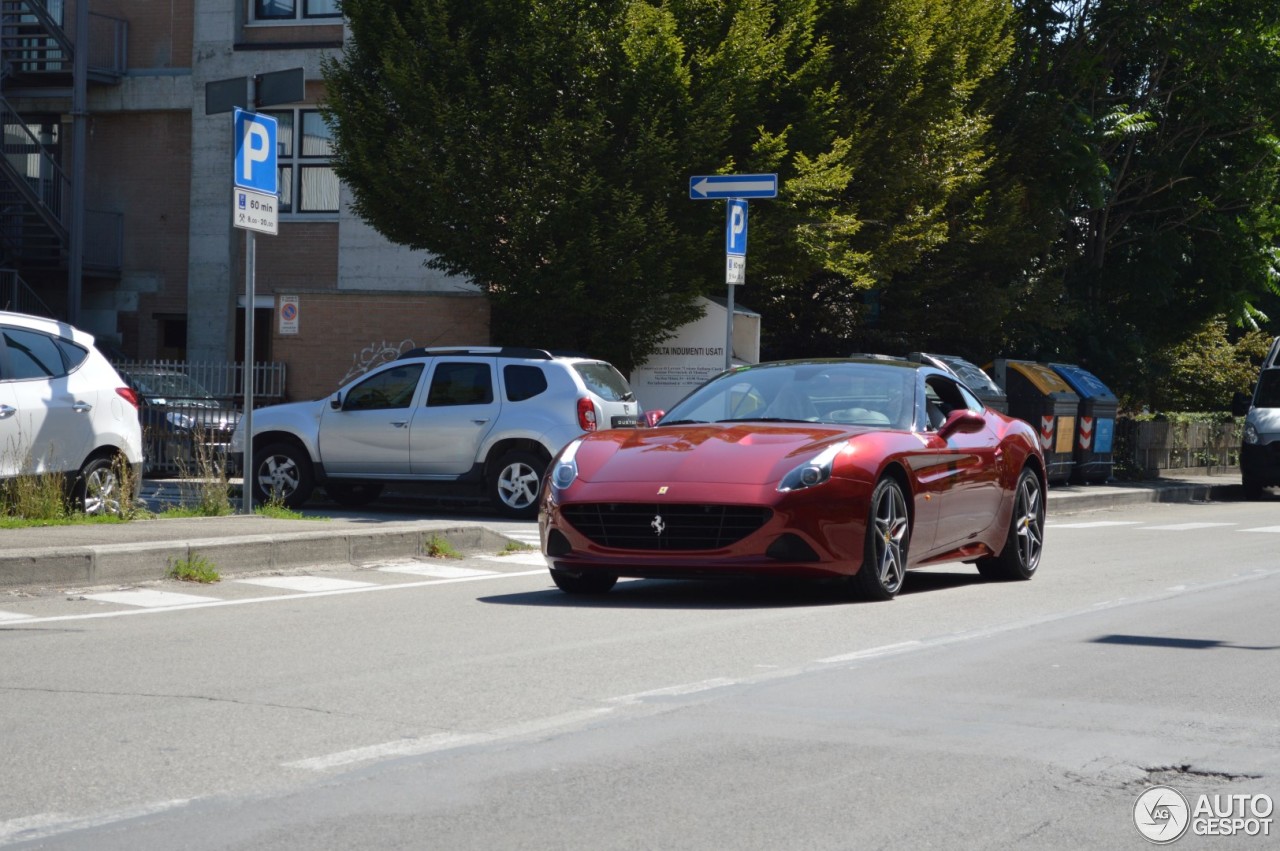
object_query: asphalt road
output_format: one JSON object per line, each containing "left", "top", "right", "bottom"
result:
{"left": 1, "top": 499, "right": 1277, "bottom": 849}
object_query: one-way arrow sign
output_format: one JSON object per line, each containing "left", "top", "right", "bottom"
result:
{"left": 689, "top": 173, "right": 778, "bottom": 199}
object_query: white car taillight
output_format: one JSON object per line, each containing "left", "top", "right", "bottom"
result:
{"left": 116, "top": 387, "right": 141, "bottom": 410}
{"left": 577, "top": 397, "right": 598, "bottom": 431}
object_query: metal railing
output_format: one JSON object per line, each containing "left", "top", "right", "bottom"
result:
{"left": 0, "top": 265, "right": 54, "bottom": 316}
{"left": 112, "top": 359, "right": 289, "bottom": 403}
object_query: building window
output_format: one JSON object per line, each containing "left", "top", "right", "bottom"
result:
{"left": 262, "top": 108, "right": 339, "bottom": 215}
{"left": 254, "top": 0, "right": 341, "bottom": 22}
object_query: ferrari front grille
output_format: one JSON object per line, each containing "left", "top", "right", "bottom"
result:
{"left": 560, "top": 503, "right": 772, "bottom": 551}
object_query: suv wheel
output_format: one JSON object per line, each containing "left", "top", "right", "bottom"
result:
{"left": 489, "top": 450, "right": 546, "bottom": 518}
{"left": 73, "top": 454, "right": 127, "bottom": 516}
{"left": 252, "top": 441, "right": 315, "bottom": 508}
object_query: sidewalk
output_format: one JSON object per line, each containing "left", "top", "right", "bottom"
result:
{"left": 0, "top": 471, "right": 1246, "bottom": 591}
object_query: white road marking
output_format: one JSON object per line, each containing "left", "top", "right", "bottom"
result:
{"left": 1240, "top": 526, "right": 1280, "bottom": 534}
{"left": 477, "top": 553, "right": 547, "bottom": 567}
{"left": 236, "top": 577, "right": 375, "bottom": 593}
{"left": 0, "top": 609, "right": 34, "bottom": 622}
{"left": 4, "top": 570, "right": 548, "bottom": 626}
{"left": 817, "top": 640, "right": 923, "bottom": 664}
{"left": 284, "top": 707, "right": 615, "bottom": 772}
{"left": 1046, "top": 521, "right": 1141, "bottom": 529}
{"left": 0, "top": 799, "right": 193, "bottom": 845}
{"left": 1139, "top": 522, "right": 1237, "bottom": 531}
{"left": 375, "top": 564, "right": 497, "bottom": 579}
{"left": 608, "top": 678, "right": 739, "bottom": 705}
{"left": 84, "top": 589, "right": 221, "bottom": 608}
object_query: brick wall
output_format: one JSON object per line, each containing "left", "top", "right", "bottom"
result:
{"left": 89, "top": 0, "right": 193, "bottom": 68}
{"left": 268, "top": 292, "right": 492, "bottom": 401}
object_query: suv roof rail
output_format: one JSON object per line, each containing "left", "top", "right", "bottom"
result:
{"left": 397, "top": 346, "right": 555, "bottom": 361}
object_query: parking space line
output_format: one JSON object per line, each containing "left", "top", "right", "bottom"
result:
{"left": 1139, "top": 522, "right": 1237, "bottom": 531}
{"left": 0, "top": 610, "right": 34, "bottom": 622}
{"left": 1046, "top": 521, "right": 1141, "bottom": 529}
{"left": 1240, "top": 526, "right": 1280, "bottom": 534}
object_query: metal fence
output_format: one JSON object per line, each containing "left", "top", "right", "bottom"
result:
{"left": 1113, "top": 417, "right": 1241, "bottom": 477}
{"left": 110, "top": 360, "right": 287, "bottom": 477}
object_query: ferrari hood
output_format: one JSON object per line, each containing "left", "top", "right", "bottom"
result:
{"left": 571, "top": 423, "right": 858, "bottom": 486}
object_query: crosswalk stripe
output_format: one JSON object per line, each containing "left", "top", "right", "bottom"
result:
{"left": 1046, "top": 521, "right": 1141, "bottom": 529}
{"left": 85, "top": 589, "right": 221, "bottom": 608}
{"left": 375, "top": 564, "right": 497, "bottom": 578}
{"left": 236, "top": 577, "right": 375, "bottom": 592}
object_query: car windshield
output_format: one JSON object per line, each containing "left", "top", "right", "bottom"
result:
{"left": 130, "top": 371, "right": 217, "bottom": 400}
{"left": 573, "top": 362, "right": 636, "bottom": 402}
{"left": 1255, "top": 369, "right": 1280, "bottom": 408}
{"left": 661, "top": 361, "right": 916, "bottom": 429}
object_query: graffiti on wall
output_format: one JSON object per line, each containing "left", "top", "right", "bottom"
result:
{"left": 340, "top": 339, "right": 417, "bottom": 385}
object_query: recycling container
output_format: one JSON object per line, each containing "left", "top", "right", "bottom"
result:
{"left": 911, "top": 352, "right": 1008, "bottom": 413}
{"left": 990, "top": 359, "right": 1080, "bottom": 484}
{"left": 1050, "top": 363, "right": 1118, "bottom": 484}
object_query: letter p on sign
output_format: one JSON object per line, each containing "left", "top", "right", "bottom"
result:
{"left": 233, "top": 108, "right": 278, "bottom": 195}
{"left": 726, "top": 199, "right": 748, "bottom": 257}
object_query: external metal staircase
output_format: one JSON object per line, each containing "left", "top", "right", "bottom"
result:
{"left": 0, "top": 0, "right": 127, "bottom": 313}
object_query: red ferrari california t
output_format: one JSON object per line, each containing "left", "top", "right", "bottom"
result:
{"left": 539, "top": 357, "right": 1047, "bottom": 601}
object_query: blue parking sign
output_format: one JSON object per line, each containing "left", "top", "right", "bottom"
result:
{"left": 726, "top": 199, "right": 748, "bottom": 257}
{"left": 233, "top": 108, "right": 278, "bottom": 195}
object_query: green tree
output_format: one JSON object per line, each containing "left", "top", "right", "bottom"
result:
{"left": 323, "top": 0, "right": 1014, "bottom": 369}
{"left": 323, "top": 0, "right": 839, "bottom": 372}
{"left": 985, "top": 0, "right": 1280, "bottom": 399}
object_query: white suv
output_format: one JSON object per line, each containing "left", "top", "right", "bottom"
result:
{"left": 231, "top": 347, "right": 642, "bottom": 517}
{"left": 0, "top": 311, "right": 144, "bottom": 514}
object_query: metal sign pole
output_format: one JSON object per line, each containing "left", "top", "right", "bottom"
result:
{"left": 725, "top": 279, "right": 735, "bottom": 371}
{"left": 241, "top": 229, "right": 256, "bottom": 513}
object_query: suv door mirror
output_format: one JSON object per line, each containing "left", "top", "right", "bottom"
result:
{"left": 329, "top": 392, "right": 343, "bottom": 411}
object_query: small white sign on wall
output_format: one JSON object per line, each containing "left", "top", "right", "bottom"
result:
{"left": 278, "top": 295, "right": 300, "bottom": 335}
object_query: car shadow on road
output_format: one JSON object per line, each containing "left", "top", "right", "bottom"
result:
{"left": 478, "top": 568, "right": 989, "bottom": 610}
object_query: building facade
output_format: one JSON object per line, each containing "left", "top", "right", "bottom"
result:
{"left": 1, "top": 0, "right": 489, "bottom": 402}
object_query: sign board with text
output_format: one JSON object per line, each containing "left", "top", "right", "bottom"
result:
{"left": 234, "top": 188, "right": 278, "bottom": 235}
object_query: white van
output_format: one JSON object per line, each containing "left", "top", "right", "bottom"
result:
{"left": 1234, "top": 336, "right": 1280, "bottom": 499}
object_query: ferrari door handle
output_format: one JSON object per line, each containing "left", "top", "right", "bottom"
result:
{"left": 73, "top": 402, "right": 93, "bottom": 413}
{"left": 0, "top": 405, "right": 14, "bottom": 419}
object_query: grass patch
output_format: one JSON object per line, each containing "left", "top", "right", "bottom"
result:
{"left": 168, "top": 553, "right": 220, "bottom": 583}
{"left": 425, "top": 534, "right": 461, "bottom": 558}
{"left": 498, "top": 540, "right": 535, "bottom": 554}
{"left": 254, "top": 501, "right": 326, "bottom": 520}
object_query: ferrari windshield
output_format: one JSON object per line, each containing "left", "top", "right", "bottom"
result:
{"left": 662, "top": 361, "right": 916, "bottom": 429}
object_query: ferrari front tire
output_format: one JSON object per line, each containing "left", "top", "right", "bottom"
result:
{"left": 977, "top": 467, "right": 1044, "bottom": 581}
{"left": 852, "top": 477, "right": 910, "bottom": 601}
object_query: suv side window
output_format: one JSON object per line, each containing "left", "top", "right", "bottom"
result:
{"left": 504, "top": 364, "right": 548, "bottom": 402}
{"left": 427, "top": 361, "right": 494, "bottom": 407}
{"left": 344, "top": 364, "right": 424, "bottom": 411}
{"left": 3, "top": 327, "right": 67, "bottom": 380}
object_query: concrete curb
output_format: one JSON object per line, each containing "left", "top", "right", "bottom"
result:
{"left": 0, "top": 523, "right": 515, "bottom": 590}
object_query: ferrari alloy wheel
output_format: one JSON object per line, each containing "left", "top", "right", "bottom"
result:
{"left": 490, "top": 450, "right": 546, "bottom": 518}
{"left": 550, "top": 569, "right": 618, "bottom": 595}
{"left": 853, "top": 477, "right": 910, "bottom": 600}
{"left": 252, "top": 441, "right": 315, "bottom": 508}
{"left": 977, "top": 467, "right": 1044, "bottom": 581}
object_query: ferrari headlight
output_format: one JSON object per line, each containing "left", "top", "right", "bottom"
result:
{"left": 551, "top": 439, "right": 583, "bottom": 490}
{"left": 778, "top": 442, "right": 847, "bottom": 492}
{"left": 1244, "top": 423, "right": 1259, "bottom": 445}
